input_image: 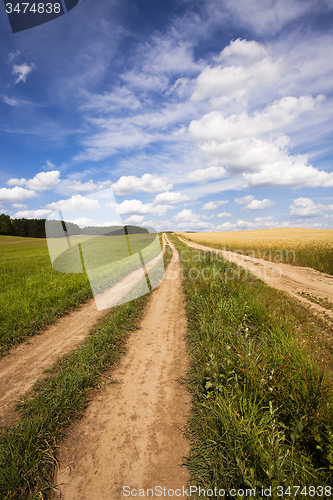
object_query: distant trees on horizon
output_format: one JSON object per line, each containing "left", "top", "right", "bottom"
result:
{"left": 0, "top": 213, "right": 148, "bottom": 239}
{"left": 0, "top": 214, "right": 46, "bottom": 238}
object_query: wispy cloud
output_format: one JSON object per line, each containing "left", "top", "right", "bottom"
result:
{"left": 235, "top": 195, "right": 275, "bottom": 210}
{"left": 202, "top": 200, "right": 228, "bottom": 210}
{"left": 12, "top": 63, "right": 34, "bottom": 84}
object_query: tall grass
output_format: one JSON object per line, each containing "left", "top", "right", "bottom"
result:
{"left": 170, "top": 235, "right": 333, "bottom": 496}
{"left": 177, "top": 228, "right": 333, "bottom": 275}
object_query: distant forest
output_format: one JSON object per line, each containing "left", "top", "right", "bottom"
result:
{"left": 0, "top": 214, "right": 148, "bottom": 239}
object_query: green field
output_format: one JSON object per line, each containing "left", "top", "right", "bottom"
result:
{"left": 0, "top": 235, "right": 93, "bottom": 356}
{"left": 0, "top": 233, "right": 163, "bottom": 356}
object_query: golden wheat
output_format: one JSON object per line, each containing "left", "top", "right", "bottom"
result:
{"left": 176, "top": 228, "right": 333, "bottom": 274}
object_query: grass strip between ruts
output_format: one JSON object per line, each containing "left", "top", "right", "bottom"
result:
{"left": 170, "top": 235, "right": 333, "bottom": 498}
{"left": 0, "top": 237, "right": 173, "bottom": 500}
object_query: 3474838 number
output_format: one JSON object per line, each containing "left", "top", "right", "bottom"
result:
{"left": 5, "top": 3, "right": 61, "bottom": 14}
{"left": 277, "top": 485, "right": 332, "bottom": 496}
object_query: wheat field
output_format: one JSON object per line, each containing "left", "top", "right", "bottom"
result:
{"left": 176, "top": 228, "right": 333, "bottom": 274}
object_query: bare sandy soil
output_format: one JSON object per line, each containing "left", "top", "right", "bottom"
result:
{"left": 0, "top": 237, "right": 166, "bottom": 428}
{"left": 177, "top": 235, "right": 333, "bottom": 321}
{"left": 53, "top": 234, "right": 190, "bottom": 499}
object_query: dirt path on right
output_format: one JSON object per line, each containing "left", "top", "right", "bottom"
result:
{"left": 177, "top": 235, "right": 333, "bottom": 321}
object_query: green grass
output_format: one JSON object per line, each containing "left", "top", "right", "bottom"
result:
{"left": 0, "top": 235, "right": 170, "bottom": 500}
{"left": 0, "top": 233, "right": 163, "bottom": 356}
{"left": 170, "top": 235, "right": 333, "bottom": 497}
{"left": 0, "top": 236, "right": 92, "bottom": 356}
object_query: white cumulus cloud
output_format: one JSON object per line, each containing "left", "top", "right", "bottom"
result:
{"left": 0, "top": 187, "right": 36, "bottom": 203}
{"left": 153, "top": 191, "right": 190, "bottom": 204}
{"left": 13, "top": 209, "right": 53, "bottom": 219}
{"left": 112, "top": 174, "right": 172, "bottom": 195}
{"left": 235, "top": 195, "right": 275, "bottom": 210}
{"left": 216, "top": 221, "right": 236, "bottom": 230}
{"left": 46, "top": 194, "right": 101, "bottom": 212}
{"left": 217, "top": 212, "right": 232, "bottom": 217}
{"left": 116, "top": 199, "right": 169, "bottom": 216}
{"left": 124, "top": 214, "right": 146, "bottom": 225}
{"left": 6, "top": 178, "right": 27, "bottom": 186}
{"left": 243, "top": 198, "right": 275, "bottom": 210}
{"left": 289, "top": 198, "right": 325, "bottom": 217}
{"left": 12, "top": 203, "right": 27, "bottom": 209}
{"left": 25, "top": 171, "right": 60, "bottom": 191}
{"left": 235, "top": 195, "right": 255, "bottom": 205}
{"left": 173, "top": 210, "right": 214, "bottom": 229}
{"left": 217, "top": 38, "right": 267, "bottom": 61}
{"left": 69, "top": 180, "right": 112, "bottom": 192}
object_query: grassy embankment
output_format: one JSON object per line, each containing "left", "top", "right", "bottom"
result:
{"left": 0, "top": 233, "right": 162, "bottom": 356}
{"left": 177, "top": 228, "right": 333, "bottom": 275}
{"left": 170, "top": 235, "right": 333, "bottom": 497}
{"left": 0, "top": 234, "right": 171, "bottom": 500}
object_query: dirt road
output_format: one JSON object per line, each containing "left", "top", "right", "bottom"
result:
{"left": 0, "top": 300, "right": 108, "bottom": 428}
{"left": 0, "top": 237, "right": 166, "bottom": 428}
{"left": 53, "top": 234, "right": 190, "bottom": 499}
{"left": 177, "top": 235, "right": 333, "bottom": 320}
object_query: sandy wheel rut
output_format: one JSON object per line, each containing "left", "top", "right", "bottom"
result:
{"left": 54, "top": 234, "right": 190, "bottom": 499}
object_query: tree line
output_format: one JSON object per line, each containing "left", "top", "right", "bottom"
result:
{"left": 0, "top": 214, "right": 148, "bottom": 239}
{"left": 0, "top": 214, "right": 46, "bottom": 238}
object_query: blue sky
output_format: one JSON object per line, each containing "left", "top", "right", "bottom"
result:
{"left": 0, "top": 0, "right": 333, "bottom": 231}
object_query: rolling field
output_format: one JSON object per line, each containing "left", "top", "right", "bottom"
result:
{"left": 177, "top": 228, "right": 333, "bottom": 275}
